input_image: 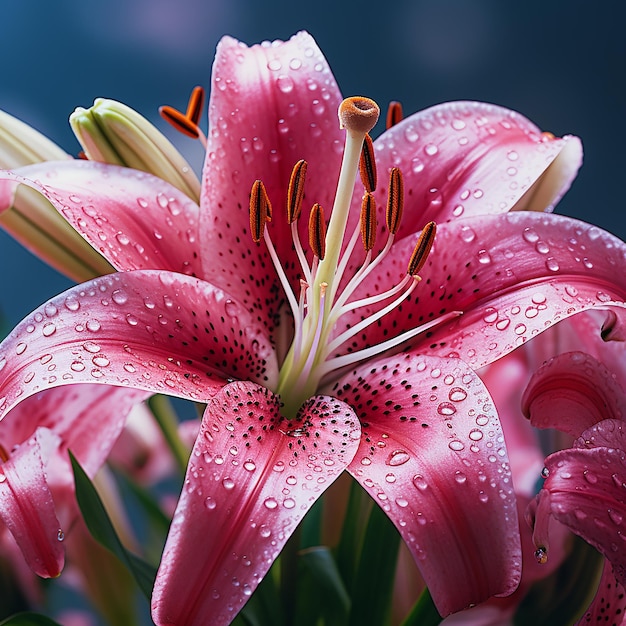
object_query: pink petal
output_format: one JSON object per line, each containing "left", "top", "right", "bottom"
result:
{"left": 0, "top": 429, "right": 64, "bottom": 578}
{"left": 539, "top": 442, "right": 626, "bottom": 586}
{"left": 368, "top": 101, "right": 582, "bottom": 239}
{"left": 332, "top": 353, "right": 521, "bottom": 616}
{"left": 0, "top": 161, "right": 202, "bottom": 275}
{"left": 0, "top": 270, "right": 278, "bottom": 420}
{"left": 576, "top": 559, "right": 626, "bottom": 625}
{"left": 199, "top": 32, "right": 344, "bottom": 321}
{"left": 522, "top": 351, "right": 625, "bottom": 437}
{"left": 1, "top": 384, "right": 150, "bottom": 477}
{"left": 151, "top": 380, "right": 360, "bottom": 626}
{"left": 333, "top": 212, "right": 626, "bottom": 370}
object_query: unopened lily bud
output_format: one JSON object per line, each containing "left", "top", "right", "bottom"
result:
{"left": 0, "top": 109, "right": 70, "bottom": 168}
{"left": 70, "top": 98, "right": 201, "bottom": 202}
{"left": 0, "top": 110, "right": 114, "bottom": 281}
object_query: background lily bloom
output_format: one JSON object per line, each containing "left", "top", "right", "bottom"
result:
{"left": 0, "top": 30, "right": 625, "bottom": 624}
{"left": 524, "top": 339, "right": 626, "bottom": 624}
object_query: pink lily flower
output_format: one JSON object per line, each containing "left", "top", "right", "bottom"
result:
{"left": 0, "top": 31, "right": 624, "bottom": 623}
{"left": 524, "top": 341, "right": 626, "bottom": 624}
{"left": 0, "top": 383, "right": 148, "bottom": 578}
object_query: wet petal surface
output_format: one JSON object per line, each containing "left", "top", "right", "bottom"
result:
{"left": 152, "top": 380, "right": 360, "bottom": 626}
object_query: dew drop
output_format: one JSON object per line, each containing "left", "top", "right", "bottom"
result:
{"left": 437, "top": 402, "right": 456, "bottom": 416}
{"left": 283, "top": 498, "right": 296, "bottom": 509}
{"left": 42, "top": 323, "right": 56, "bottom": 337}
{"left": 523, "top": 228, "right": 539, "bottom": 244}
{"left": 259, "top": 525, "right": 271, "bottom": 538}
{"left": 222, "top": 477, "right": 235, "bottom": 490}
{"left": 448, "top": 440, "right": 465, "bottom": 451}
{"left": 396, "top": 497, "right": 409, "bottom": 508}
{"left": 86, "top": 319, "right": 101, "bottom": 332}
{"left": 264, "top": 497, "right": 278, "bottom": 510}
{"left": 412, "top": 474, "right": 428, "bottom": 491}
{"left": 387, "top": 450, "right": 410, "bottom": 466}
{"left": 243, "top": 460, "right": 256, "bottom": 472}
{"left": 424, "top": 143, "right": 438, "bottom": 156}
{"left": 57, "top": 529, "right": 65, "bottom": 542}
{"left": 545, "top": 258, "right": 560, "bottom": 272}
{"left": 476, "top": 414, "right": 489, "bottom": 427}
{"left": 583, "top": 470, "right": 598, "bottom": 484}
{"left": 469, "top": 428, "right": 483, "bottom": 441}
{"left": 205, "top": 497, "right": 217, "bottom": 510}
{"left": 385, "top": 473, "right": 396, "bottom": 483}
{"left": 459, "top": 226, "right": 476, "bottom": 243}
{"left": 534, "top": 547, "right": 548, "bottom": 564}
{"left": 286, "top": 475, "right": 297, "bottom": 485}
{"left": 449, "top": 387, "right": 467, "bottom": 402}
{"left": 111, "top": 289, "right": 128, "bottom": 305}
{"left": 477, "top": 249, "right": 491, "bottom": 264}
{"left": 454, "top": 471, "right": 467, "bottom": 484}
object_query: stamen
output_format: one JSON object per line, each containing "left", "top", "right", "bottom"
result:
{"left": 386, "top": 167, "right": 404, "bottom": 235}
{"left": 0, "top": 443, "right": 9, "bottom": 463}
{"left": 359, "top": 134, "right": 377, "bottom": 193}
{"left": 309, "top": 203, "right": 327, "bottom": 260}
{"left": 360, "top": 192, "right": 377, "bottom": 252}
{"left": 159, "top": 105, "right": 201, "bottom": 140}
{"left": 185, "top": 86, "right": 205, "bottom": 125}
{"left": 386, "top": 101, "right": 403, "bottom": 129}
{"left": 407, "top": 221, "right": 437, "bottom": 276}
{"left": 287, "top": 160, "right": 307, "bottom": 223}
{"left": 249, "top": 180, "right": 272, "bottom": 243}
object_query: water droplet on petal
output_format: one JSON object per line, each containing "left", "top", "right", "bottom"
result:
{"left": 243, "top": 460, "right": 256, "bottom": 472}
{"left": 448, "top": 387, "right": 467, "bottom": 402}
{"left": 222, "top": 477, "right": 235, "bottom": 490}
{"left": 454, "top": 471, "right": 467, "bottom": 484}
{"left": 264, "top": 497, "right": 278, "bottom": 510}
{"left": 412, "top": 474, "right": 428, "bottom": 491}
{"left": 448, "top": 440, "right": 465, "bottom": 451}
{"left": 387, "top": 450, "right": 410, "bottom": 466}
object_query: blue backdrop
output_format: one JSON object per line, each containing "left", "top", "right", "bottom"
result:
{"left": 1, "top": 0, "right": 624, "bottom": 326}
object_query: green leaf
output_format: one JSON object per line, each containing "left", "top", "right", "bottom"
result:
{"left": 0, "top": 613, "right": 62, "bottom": 626}
{"left": 347, "top": 501, "right": 401, "bottom": 626}
{"left": 296, "top": 546, "right": 350, "bottom": 625}
{"left": 70, "top": 451, "right": 157, "bottom": 599}
{"left": 400, "top": 588, "right": 442, "bottom": 626}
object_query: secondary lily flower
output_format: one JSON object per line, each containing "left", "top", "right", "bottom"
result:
{"left": 0, "top": 384, "right": 148, "bottom": 578}
{"left": 0, "top": 31, "right": 625, "bottom": 624}
{"left": 524, "top": 345, "right": 626, "bottom": 624}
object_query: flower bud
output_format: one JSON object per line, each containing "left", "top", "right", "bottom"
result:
{"left": 70, "top": 99, "right": 201, "bottom": 202}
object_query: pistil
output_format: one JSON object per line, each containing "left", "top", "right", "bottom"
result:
{"left": 249, "top": 96, "right": 449, "bottom": 417}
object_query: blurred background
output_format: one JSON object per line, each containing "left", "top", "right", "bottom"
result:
{"left": 1, "top": 0, "right": 624, "bottom": 326}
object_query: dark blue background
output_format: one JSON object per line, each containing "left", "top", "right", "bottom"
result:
{"left": 1, "top": 0, "right": 624, "bottom": 326}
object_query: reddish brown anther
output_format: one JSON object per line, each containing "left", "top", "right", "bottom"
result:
{"left": 185, "top": 86, "right": 205, "bottom": 126}
{"left": 159, "top": 105, "right": 201, "bottom": 139}
{"left": 360, "top": 192, "right": 377, "bottom": 252}
{"left": 338, "top": 97, "right": 380, "bottom": 135}
{"left": 309, "top": 203, "right": 327, "bottom": 260}
{"left": 386, "top": 167, "right": 404, "bottom": 235}
{"left": 359, "top": 134, "right": 377, "bottom": 193}
{"left": 287, "top": 160, "right": 308, "bottom": 223}
{"left": 250, "top": 180, "right": 272, "bottom": 243}
{"left": 407, "top": 221, "right": 436, "bottom": 276}
{"left": 0, "top": 443, "right": 9, "bottom": 463}
{"left": 386, "top": 101, "right": 403, "bottom": 129}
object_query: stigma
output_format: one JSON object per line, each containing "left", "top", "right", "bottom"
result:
{"left": 249, "top": 97, "right": 445, "bottom": 417}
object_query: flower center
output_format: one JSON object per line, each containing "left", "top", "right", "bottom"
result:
{"left": 250, "top": 97, "right": 447, "bottom": 417}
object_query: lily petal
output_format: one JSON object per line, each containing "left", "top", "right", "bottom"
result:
{"left": 199, "top": 31, "right": 344, "bottom": 318}
{"left": 522, "top": 351, "right": 625, "bottom": 437}
{"left": 0, "top": 270, "right": 278, "bottom": 420}
{"left": 1, "top": 384, "right": 150, "bottom": 478}
{"left": 576, "top": 559, "right": 626, "bottom": 625}
{"left": 0, "top": 428, "right": 64, "bottom": 578}
{"left": 151, "top": 380, "right": 360, "bottom": 626}
{"left": 0, "top": 160, "right": 202, "bottom": 275}
{"left": 539, "top": 438, "right": 626, "bottom": 587}
{"left": 332, "top": 353, "right": 520, "bottom": 616}
{"left": 335, "top": 212, "right": 626, "bottom": 370}
{"left": 369, "top": 101, "right": 582, "bottom": 239}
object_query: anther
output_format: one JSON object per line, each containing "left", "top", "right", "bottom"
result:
{"left": 360, "top": 192, "right": 377, "bottom": 252}
{"left": 309, "top": 203, "right": 327, "bottom": 260}
{"left": 407, "top": 221, "right": 436, "bottom": 276}
{"left": 386, "top": 101, "right": 403, "bottom": 129}
{"left": 287, "top": 160, "right": 308, "bottom": 223}
{"left": 0, "top": 443, "right": 9, "bottom": 463}
{"left": 185, "top": 86, "right": 205, "bottom": 126}
{"left": 359, "top": 134, "right": 377, "bottom": 193}
{"left": 386, "top": 167, "right": 404, "bottom": 235}
{"left": 249, "top": 180, "right": 272, "bottom": 243}
{"left": 338, "top": 97, "right": 380, "bottom": 135}
{"left": 159, "top": 105, "right": 201, "bottom": 139}
{"left": 534, "top": 546, "right": 548, "bottom": 565}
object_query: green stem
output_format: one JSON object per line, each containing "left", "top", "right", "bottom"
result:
{"left": 147, "top": 394, "right": 189, "bottom": 475}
